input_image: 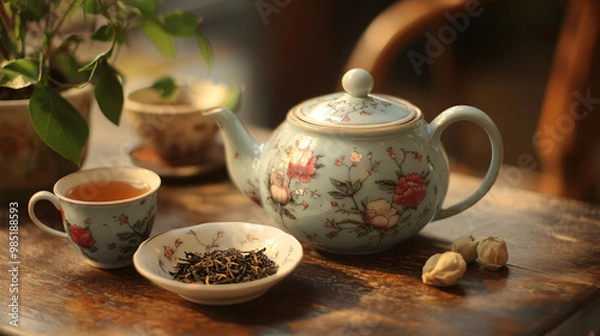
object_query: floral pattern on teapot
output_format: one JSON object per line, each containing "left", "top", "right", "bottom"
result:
{"left": 241, "top": 137, "right": 437, "bottom": 252}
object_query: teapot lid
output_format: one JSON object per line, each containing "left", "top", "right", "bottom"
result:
{"left": 291, "top": 68, "right": 418, "bottom": 130}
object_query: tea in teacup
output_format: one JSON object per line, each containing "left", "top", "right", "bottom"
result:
{"left": 66, "top": 179, "right": 151, "bottom": 202}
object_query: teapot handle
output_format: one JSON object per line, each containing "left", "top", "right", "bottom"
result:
{"left": 427, "top": 105, "right": 503, "bottom": 220}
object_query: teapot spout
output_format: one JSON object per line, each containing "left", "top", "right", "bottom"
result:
{"left": 203, "top": 108, "right": 263, "bottom": 203}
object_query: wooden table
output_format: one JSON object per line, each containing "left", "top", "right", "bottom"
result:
{"left": 1, "top": 163, "right": 599, "bottom": 335}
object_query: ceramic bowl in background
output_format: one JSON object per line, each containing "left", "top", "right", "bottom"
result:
{"left": 124, "top": 80, "right": 239, "bottom": 166}
{"left": 133, "top": 222, "right": 303, "bottom": 305}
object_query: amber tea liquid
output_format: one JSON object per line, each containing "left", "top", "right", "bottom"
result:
{"left": 66, "top": 180, "right": 150, "bottom": 202}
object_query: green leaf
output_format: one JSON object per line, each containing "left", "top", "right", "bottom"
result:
{"left": 0, "top": 59, "right": 40, "bottom": 89}
{"left": 328, "top": 191, "right": 347, "bottom": 200}
{"left": 83, "top": 0, "right": 101, "bottom": 14}
{"left": 375, "top": 180, "right": 397, "bottom": 191}
{"left": 79, "top": 49, "right": 112, "bottom": 74}
{"left": 62, "top": 34, "right": 84, "bottom": 48}
{"left": 129, "top": 0, "right": 157, "bottom": 16}
{"left": 117, "top": 232, "right": 135, "bottom": 240}
{"left": 141, "top": 20, "right": 175, "bottom": 60}
{"left": 94, "top": 62, "right": 123, "bottom": 126}
{"left": 353, "top": 179, "right": 363, "bottom": 193}
{"left": 150, "top": 76, "right": 178, "bottom": 99}
{"left": 29, "top": 83, "right": 89, "bottom": 165}
{"left": 91, "top": 24, "right": 114, "bottom": 42}
{"left": 330, "top": 178, "right": 350, "bottom": 194}
{"left": 196, "top": 33, "right": 213, "bottom": 65}
{"left": 53, "top": 49, "right": 88, "bottom": 84}
{"left": 356, "top": 227, "right": 373, "bottom": 238}
{"left": 162, "top": 11, "right": 199, "bottom": 37}
{"left": 132, "top": 220, "right": 147, "bottom": 233}
{"left": 282, "top": 207, "right": 296, "bottom": 220}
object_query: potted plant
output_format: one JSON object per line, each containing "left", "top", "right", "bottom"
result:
{"left": 0, "top": 0, "right": 211, "bottom": 200}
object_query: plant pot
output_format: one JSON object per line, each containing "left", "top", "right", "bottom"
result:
{"left": 0, "top": 86, "right": 94, "bottom": 204}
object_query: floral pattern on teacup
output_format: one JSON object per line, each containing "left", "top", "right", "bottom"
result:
{"left": 65, "top": 204, "right": 155, "bottom": 262}
{"left": 67, "top": 221, "right": 96, "bottom": 250}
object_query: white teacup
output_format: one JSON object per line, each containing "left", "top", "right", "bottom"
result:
{"left": 27, "top": 166, "right": 161, "bottom": 269}
{"left": 124, "top": 80, "right": 240, "bottom": 166}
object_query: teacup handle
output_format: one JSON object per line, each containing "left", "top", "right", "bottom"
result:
{"left": 28, "top": 191, "right": 68, "bottom": 238}
{"left": 427, "top": 105, "right": 503, "bottom": 220}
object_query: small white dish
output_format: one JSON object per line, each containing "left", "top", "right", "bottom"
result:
{"left": 133, "top": 222, "right": 303, "bottom": 305}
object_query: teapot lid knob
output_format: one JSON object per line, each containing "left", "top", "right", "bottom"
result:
{"left": 342, "top": 68, "right": 373, "bottom": 98}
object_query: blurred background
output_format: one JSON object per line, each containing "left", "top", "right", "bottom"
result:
{"left": 109, "top": 0, "right": 599, "bottom": 203}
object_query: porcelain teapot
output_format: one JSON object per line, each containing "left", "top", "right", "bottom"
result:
{"left": 204, "top": 68, "right": 503, "bottom": 254}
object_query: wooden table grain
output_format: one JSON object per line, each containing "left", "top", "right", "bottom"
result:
{"left": 1, "top": 167, "right": 599, "bottom": 336}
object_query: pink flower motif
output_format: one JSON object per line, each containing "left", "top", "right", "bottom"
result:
{"left": 174, "top": 238, "right": 183, "bottom": 247}
{"left": 412, "top": 152, "right": 422, "bottom": 161}
{"left": 331, "top": 202, "right": 338, "bottom": 208}
{"left": 363, "top": 199, "right": 400, "bottom": 229}
{"left": 350, "top": 151, "right": 362, "bottom": 163}
{"left": 164, "top": 246, "right": 175, "bottom": 260}
{"left": 269, "top": 170, "right": 291, "bottom": 205}
{"left": 361, "top": 110, "right": 372, "bottom": 115}
{"left": 367, "top": 152, "right": 372, "bottom": 159}
{"left": 342, "top": 116, "right": 351, "bottom": 122}
{"left": 68, "top": 224, "right": 95, "bottom": 248}
{"left": 335, "top": 158, "right": 343, "bottom": 166}
{"left": 217, "top": 231, "right": 224, "bottom": 238}
{"left": 387, "top": 147, "right": 396, "bottom": 159}
{"left": 302, "top": 202, "right": 309, "bottom": 209}
{"left": 393, "top": 173, "right": 427, "bottom": 207}
{"left": 84, "top": 218, "right": 91, "bottom": 225}
{"left": 287, "top": 147, "right": 318, "bottom": 183}
{"left": 119, "top": 214, "right": 128, "bottom": 225}
{"left": 324, "top": 220, "right": 333, "bottom": 228}
{"left": 306, "top": 234, "right": 316, "bottom": 241}
{"left": 327, "top": 231, "right": 338, "bottom": 238}
{"left": 107, "top": 243, "right": 116, "bottom": 250}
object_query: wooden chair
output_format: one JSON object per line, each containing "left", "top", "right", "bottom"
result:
{"left": 535, "top": 0, "right": 600, "bottom": 201}
{"left": 341, "top": 0, "right": 600, "bottom": 202}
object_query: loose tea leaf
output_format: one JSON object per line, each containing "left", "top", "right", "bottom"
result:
{"left": 170, "top": 248, "right": 278, "bottom": 284}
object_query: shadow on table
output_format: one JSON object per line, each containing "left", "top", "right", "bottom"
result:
{"left": 309, "top": 234, "right": 510, "bottom": 297}
{"left": 194, "top": 262, "right": 372, "bottom": 325}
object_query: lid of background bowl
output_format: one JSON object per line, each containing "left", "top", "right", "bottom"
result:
{"left": 289, "top": 68, "right": 418, "bottom": 130}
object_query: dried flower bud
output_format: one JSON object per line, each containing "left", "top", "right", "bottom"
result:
{"left": 476, "top": 236, "right": 509, "bottom": 270}
{"left": 422, "top": 251, "right": 466, "bottom": 287}
{"left": 451, "top": 235, "right": 479, "bottom": 263}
